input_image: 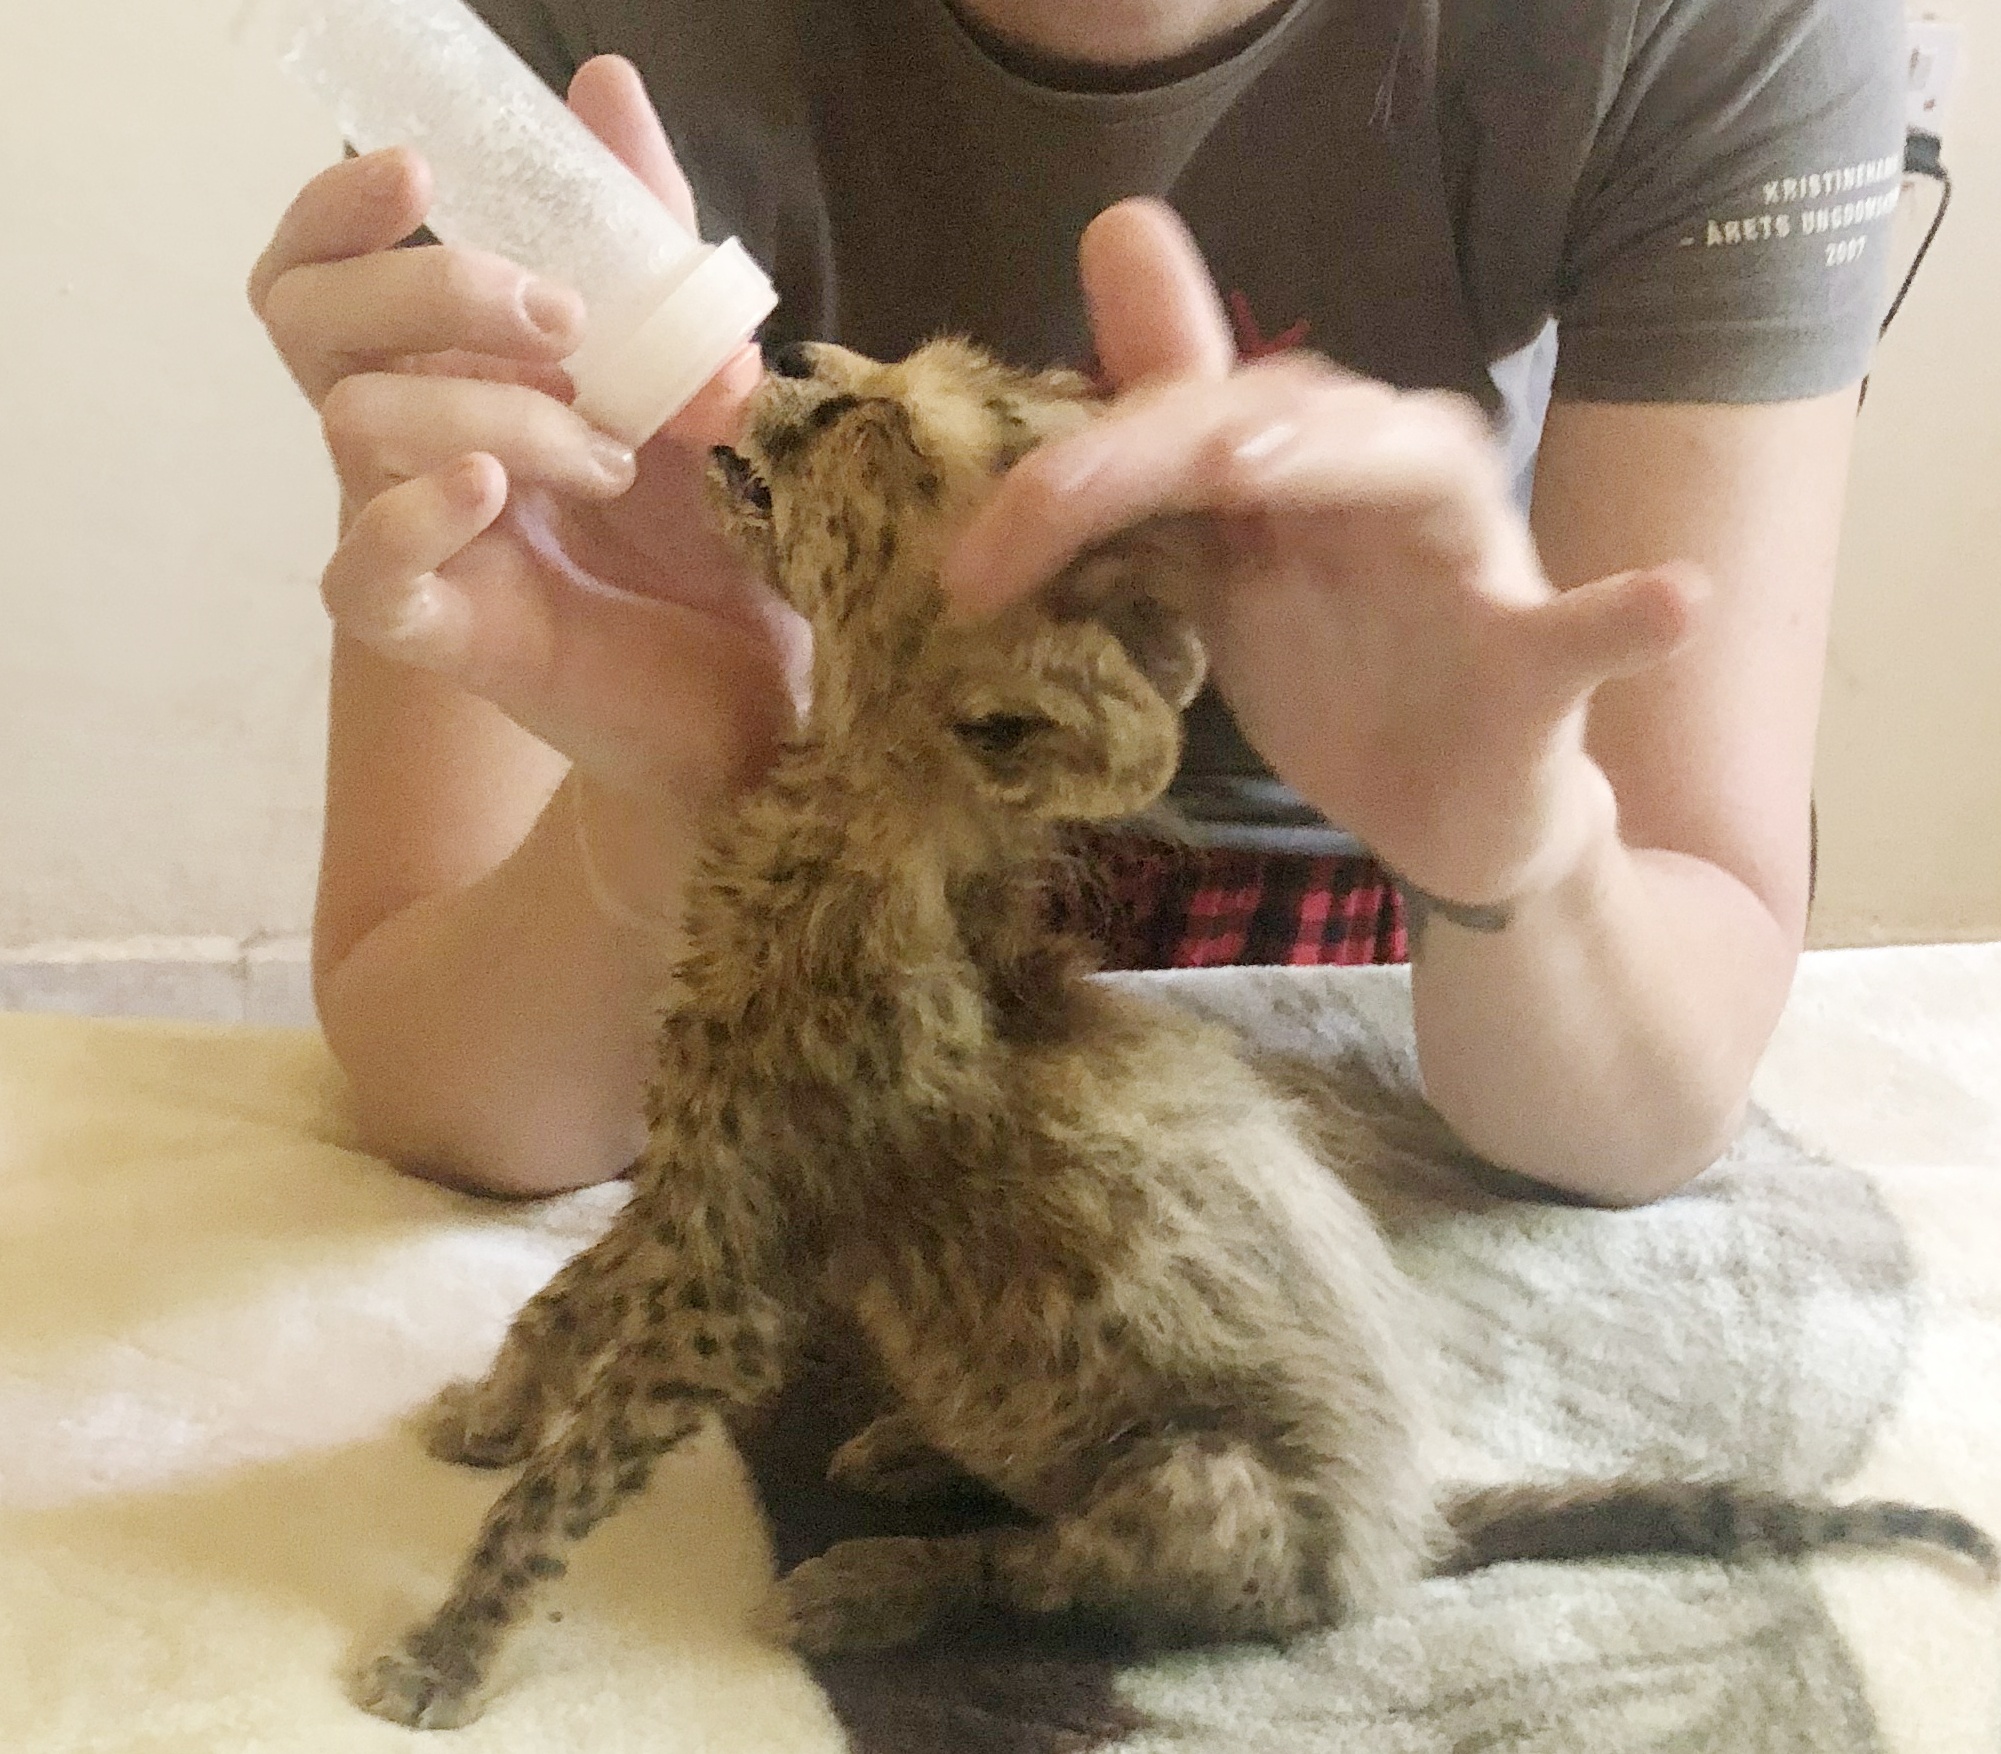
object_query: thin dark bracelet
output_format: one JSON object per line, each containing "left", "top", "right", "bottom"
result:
{"left": 1386, "top": 871, "right": 1513, "bottom": 942}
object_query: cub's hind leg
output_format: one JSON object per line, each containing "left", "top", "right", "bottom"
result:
{"left": 767, "top": 1434, "right": 1376, "bottom": 1656}
{"left": 985, "top": 1434, "right": 1365, "bottom": 1644}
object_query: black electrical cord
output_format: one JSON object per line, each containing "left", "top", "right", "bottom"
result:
{"left": 1881, "top": 128, "right": 1953, "bottom": 339}
{"left": 1859, "top": 129, "right": 1952, "bottom": 408}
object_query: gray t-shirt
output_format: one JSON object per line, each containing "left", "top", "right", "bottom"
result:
{"left": 472, "top": 0, "right": 1905, "bottom": 849}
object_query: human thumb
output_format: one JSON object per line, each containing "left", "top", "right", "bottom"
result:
{"left": 1529, "top": 560, "right": 1710, "bottom": 702}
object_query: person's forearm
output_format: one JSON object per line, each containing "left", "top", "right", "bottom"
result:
{"left": 1407, "top": 819, "right": 1798, "bottom": 1205}
{"left": 316, "top": 778, "right": 693, "bottom": 1198}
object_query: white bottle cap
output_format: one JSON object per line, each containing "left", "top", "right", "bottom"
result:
{"left": 567, "top": 238, "right": 778, "bottom": 447}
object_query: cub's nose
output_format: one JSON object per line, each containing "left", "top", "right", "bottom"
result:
{"left": 763, "top": 339, "right": 817, "bottom": 380}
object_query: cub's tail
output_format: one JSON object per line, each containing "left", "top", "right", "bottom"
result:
{"left": 1438, "top": 1481, "right": 1998, "bottom": 1582}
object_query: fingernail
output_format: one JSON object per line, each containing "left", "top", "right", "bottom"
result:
{"left": 377, "top": 579, "right": 444, "bottom": 644}
{"left": 1231, "top": 419, "right": 1301, "bottom": 465}
{"left": 521, "top": 280, "right": 585, "bottom": 340}
{"left": 376, "top": 576, "right": 473, "bottom": 663}
{"left": 587, "top": 431, "right": 637, "bottom": 487}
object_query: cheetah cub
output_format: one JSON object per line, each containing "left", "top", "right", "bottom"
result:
{"left": 354, "top": 339, "right": 1993, "bottom": 1729}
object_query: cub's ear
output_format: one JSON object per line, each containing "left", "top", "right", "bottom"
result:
{"left": 1046, "top": 516, "right": 1221, "bottom": 712}
{"left": 1089, "top": 591, "right": 1208, "bottom": 713}
{"left": 947, "top": 617, "right": 1186, "bottom": 823}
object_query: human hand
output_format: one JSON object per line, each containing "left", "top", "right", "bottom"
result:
{"left": 944, "top": 200, "right": 1705, "bottom": 908}
{"left": 248, "top": 56, "right": 799, "bottom": 828}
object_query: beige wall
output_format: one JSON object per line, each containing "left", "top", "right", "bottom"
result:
{"left": 1812, "top": 1, "right": 2001, "bottom": 947}
{"left": 2, "top": 1, "right": 1996, "bottom": 955}
{"left": 1, "top": 2, "right": 339, "bottom": 948}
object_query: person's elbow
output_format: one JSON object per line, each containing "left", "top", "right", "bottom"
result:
{"left": 1579, "top": 1092, "right": 1750, "bottom": 1208}
{"left": 339, "top": 1071, "right": 616, "bottom": 1200}
{"left": 1446, "top": 1075, "right": 1753, "bottom": 1210}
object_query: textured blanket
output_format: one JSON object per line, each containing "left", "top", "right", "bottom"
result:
{"left": 3, "top": 945, "right": 1997, "bottom": 1751}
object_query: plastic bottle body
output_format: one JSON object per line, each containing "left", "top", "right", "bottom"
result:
{"left": 249, "top": 0, "right": 775, "bottom": 443}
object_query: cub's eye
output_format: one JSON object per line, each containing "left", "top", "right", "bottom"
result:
{"left": 710, "top": 445, "right": 772, "bottom": 514}
{"left": 954, "top": 714, "right": 1043, "bottom": 758}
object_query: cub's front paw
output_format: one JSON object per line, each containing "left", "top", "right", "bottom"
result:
{"left": 349, "top": 1637, "right": 484, "bottom": 1730}
{"left": 421, "top": 1379, "right": 536, "bottom": 1469}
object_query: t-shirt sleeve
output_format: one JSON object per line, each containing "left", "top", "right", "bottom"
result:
{"left": 1551, "top": 0, "right": 1906, "bottom": 403}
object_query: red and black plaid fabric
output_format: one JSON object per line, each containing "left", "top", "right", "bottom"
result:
{"left": 1053, "top": 828, "right": 1408, "bottom": 971}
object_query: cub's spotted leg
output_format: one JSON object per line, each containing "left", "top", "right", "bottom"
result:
{"left": 354, "top": 1383, "right": 711, "bottom": 1729}
{"left": 423, "top": 1217, "right": 644, "bottom": 1470}
{"left": 981, "top": 1434, "right": 1347, "bottom": 1644}
{"left": 768, "top": 1435, "right": 1342, "bottom": 1656}
{"left": 355, "top": 1261, "right": 794, "bottom": 1728}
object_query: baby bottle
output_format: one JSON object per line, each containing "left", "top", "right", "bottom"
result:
{"left": 243, "top": 0, "right": 778, "bottom": 445}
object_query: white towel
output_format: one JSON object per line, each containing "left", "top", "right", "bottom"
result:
{"left": 2, "top": 945, "right": 1995, "bottom": 1751}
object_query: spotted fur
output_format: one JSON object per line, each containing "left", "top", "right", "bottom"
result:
{"left": 352, "top": 340, "right": 1992, "bottom": 1730}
